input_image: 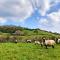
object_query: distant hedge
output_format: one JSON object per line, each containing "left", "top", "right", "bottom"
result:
{"left": 0, "top": 35, "right": 59, "bottom": 43}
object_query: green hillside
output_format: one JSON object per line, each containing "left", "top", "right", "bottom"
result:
{"left": 0, "top": 25, "right": 59, "bottom": 42}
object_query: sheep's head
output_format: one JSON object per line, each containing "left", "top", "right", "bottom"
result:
{"left": 42, "top": 38, "right": 46, "bottom": 44}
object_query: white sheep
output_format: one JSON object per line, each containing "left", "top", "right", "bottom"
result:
{"left": 35, "top": 41, "right": 44, "bottom": 47}
{"left": 26, "top": 40, "right": 31, "bottom": 43}
{"left": 35, "top": 41, "right": 40, "bottom": 45}
{"left": 43, "top": 40, "right": 56, "bottom": 49}
{"left": 57, "top": 39, "right": 60, "bottom": 43}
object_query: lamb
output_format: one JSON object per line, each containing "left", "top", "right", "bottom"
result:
{"left": 26, "top": 40, "right": 31, "bottom": 43}
{"left": 57, "top": 39, "right": 60, "bottom": 43}
{"left": 35, "top": 41, "right": 40, "bottom": 45}
{"left": 15, "top": 40, "right": 18, "bottom": 43}
{"left": 42, "top": 40, "right": 56, "bottom": 49}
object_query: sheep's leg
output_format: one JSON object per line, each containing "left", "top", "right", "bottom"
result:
{"left": 45, "top": 45, "right": 48, "bottom": 49}
{"left": 41, "top": 44, "right": 43, "bottom": 47}
{"left": 46, "top": 45, "right": 48, "bottom": 49}
{"left": 52, "top": 45, "right": 54, "bottom": 48}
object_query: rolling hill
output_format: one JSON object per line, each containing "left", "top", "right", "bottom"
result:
{"left": 0, "top": 25, "right": 59, "bottom": 42}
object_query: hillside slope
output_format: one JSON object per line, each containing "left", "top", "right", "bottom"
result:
{"left": 0, "top": 25, "right": 59, "bottom": 42}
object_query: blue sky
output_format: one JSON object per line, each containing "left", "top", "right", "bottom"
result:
{"left": 0, "top": 0, "right": 60, "bottom": 33}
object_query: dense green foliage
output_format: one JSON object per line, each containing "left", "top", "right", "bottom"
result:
{"left": 0, "top": 43, "right": 60, "bottom": 60}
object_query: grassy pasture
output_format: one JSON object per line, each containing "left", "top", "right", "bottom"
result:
{"left": 0, "top": 43, "right": 60, "bottom": 60}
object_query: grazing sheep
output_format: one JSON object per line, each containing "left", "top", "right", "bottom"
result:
{"left": 43, "top": 40, "right": 56, "bottom": 49}
{"left": 26, "top": 40, "right": 31, "bottom": 43}
{"left": 57, "top": 39, "right": 60, "bottom": 43}
{"left": 35, "top": 41, "right": 40, "bottom": 45}
{"left": 34, "top": 41, "right": 43, "bottom": 47}
{"left": 15, "top": 40, "right": 18, "bottom": 43}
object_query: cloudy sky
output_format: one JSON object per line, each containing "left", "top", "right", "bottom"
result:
{"left": 0, "top": 0, "right": 60, "bottom": 33}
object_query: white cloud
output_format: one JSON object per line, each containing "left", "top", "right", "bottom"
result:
{"left": 48, "top": 10, "right": 60, "bottom": 23}
{"left": 47, "top": 10, "right": 60, "bottom": 28}
{"left": 47, "top": 10, "right": 60, "bottom": 32}
{"left": 36, "top": 0, "right": 60, "bottom": 16}
{"left": 0, "top": 17, "right": 7, "bottom": 24}
{"left": 38, "top": 10, "right": 60, "bottom": 33}
{"left": 39, "top": 18, "right": 48, "bottom": 25}
{"left": 38, "top": 0, "right": 50, "bottom": 16}
{"left": 6, "top": 17, "right": 26, "bottom": 23}
{"left": 38, "top": 18, "right": 52, "bottom": 31}
{"left": 0, "top": 0, "right": 59, "bottom": 22}
{"left": 0, "top": 0, "right": 34, "bottom": 22}
{"left": 29, "top": 0, "right": 51, "bottom": 16}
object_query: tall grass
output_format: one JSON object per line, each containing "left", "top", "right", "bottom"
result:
{"left": 0, "top": 43, "right": 60, "bottom": 60}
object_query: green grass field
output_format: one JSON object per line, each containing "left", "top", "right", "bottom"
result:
{"left": 0, "top": 43, "right": 60, "bottom": 60}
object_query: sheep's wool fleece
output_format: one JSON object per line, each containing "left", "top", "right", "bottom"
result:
{"left": 45, "top": 40, "right": 55, "bottom": 45}
{"left": 35, "top": 41, "right": 40, "bottom": 44}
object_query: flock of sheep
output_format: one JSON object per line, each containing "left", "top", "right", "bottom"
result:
{"left": 27, "top": 38, "right": 60, "bottom": 49}
{"left": 35, "top": 40, "right": 55, "bottom": 49}
{"left": 15, "top": 38, "right": 60, "bottom": 49}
